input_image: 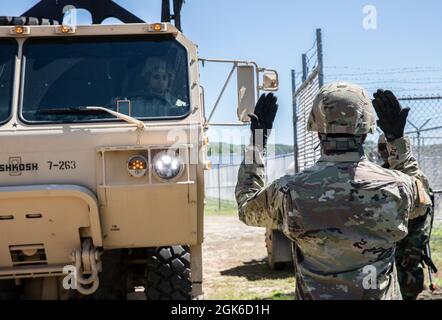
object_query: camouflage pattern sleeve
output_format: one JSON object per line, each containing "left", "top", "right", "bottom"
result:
{"left": 387, "top": 136, "right": 429, "bottom": 188}
{"left": 387, "top": 136, "right": 431, "bottom": 219}
{"left": 235, "top": 146, "right": 287, "bottom": 229}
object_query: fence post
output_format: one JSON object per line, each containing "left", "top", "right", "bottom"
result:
{"left": 316, "top": 28, "right": 324, "bottom": 87}
{"left": 217, "top": 164, "right": 221, "bottom": 211}
{"left": 408, "top": 118, "right": 431, "bottom": 165}
{"left": 302, "top": 54, "right": 308, "bottom": 82}
{"left": 218, "top": 141, "right": 222, "bottom": 211}
{"left": 292, "top": 69, "right": 299, "bottom": 174}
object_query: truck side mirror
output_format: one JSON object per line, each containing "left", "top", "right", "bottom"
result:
{"left": 237, "top": 65, "right": 256, "bottom": 123}
{"left": 262, "top": 71, "right": 279, "bottom": 91}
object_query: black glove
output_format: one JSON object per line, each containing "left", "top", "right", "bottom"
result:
{"left": 372, "top": 89, "right": 410, "bottom": 142}
{"left": 249, "top": 93, "right": 278, "bottom": 151}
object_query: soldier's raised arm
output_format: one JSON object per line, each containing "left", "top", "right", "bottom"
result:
{"left": 373, "top": 90, "right": 431, "bottom": 218}
{"left": 387, "top": 136, "right": 429, "bottom": 188}
{"left": 235, "top": 94, "right": 287, "bottom": 229}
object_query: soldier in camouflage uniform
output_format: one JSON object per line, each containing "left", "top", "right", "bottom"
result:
{"left": 235, "top": 83, "right": 432, "bottom": 300}
{"left": 378, "top": 134, "right": 435, "bottom": 300}
{"left": 130, "top": 57, "right": 187, "bottom": 117}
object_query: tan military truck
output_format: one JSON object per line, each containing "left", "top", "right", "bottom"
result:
{"left": 0, "top": 0, "right": 278, "bottom": 300}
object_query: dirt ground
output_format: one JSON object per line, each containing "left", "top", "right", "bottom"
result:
{"left": 203, "top": 215, "right": 442, "bottom": 300}
{"left": 203, "top": 216, "right": 295, "bottom": 300}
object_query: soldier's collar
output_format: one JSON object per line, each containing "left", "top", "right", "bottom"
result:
{"left": 319, "top": 150, "right": 366, "bottom": 163}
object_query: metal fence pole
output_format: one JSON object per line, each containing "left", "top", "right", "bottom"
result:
{"left": 218, "top": 141, "right": 222, "bottom": 210}
{"left": 316, "top": 28, "right": 324, "bottom": 87}
{"left": 217, "top": 164, "right": 221, "bottom": 210}
{"left": 417, "top": 130, "right": 421, "bottom": 163}
{"left": 292, "top": 69, "right": 299, "bottom": 173}
{"left": 408, "top": 118, "right": 431, "bottom": 165}
{"left": 302, "top": 54, "right": 308, "bottom": 82}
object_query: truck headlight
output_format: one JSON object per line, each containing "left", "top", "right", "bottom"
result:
{"left": 153, "top": 151, "right": 184, "bottom": 181}
{"left": 127, "top": 155, "right": 148, "bottom": 178}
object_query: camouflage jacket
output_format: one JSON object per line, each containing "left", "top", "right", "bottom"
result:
{"left": 130, "top": 92, "right": 186, "bottom": 118}
{"left": 235, "top": 137, "right": 431, "bottom": 300}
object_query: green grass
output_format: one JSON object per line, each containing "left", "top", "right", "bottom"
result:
{"left": 205, "top": 198, "right": 238, "bottom": 216}
{"left": 259, "top": 291, "right": 295, "bottom": 301}
{"left": 206, "top": 273, "right": 296, "bottom": 300}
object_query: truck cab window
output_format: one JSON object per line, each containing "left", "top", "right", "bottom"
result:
{"left": 21, "top": 37, "right": 190, "bottom": 123}
{"left": 0, "top": 40, "right": 16, "bottom": 124}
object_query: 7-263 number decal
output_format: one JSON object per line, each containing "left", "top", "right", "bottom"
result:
{"left": 47, "top": 161, "right": 77, "bottom": 171}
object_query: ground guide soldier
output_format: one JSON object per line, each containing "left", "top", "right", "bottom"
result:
{"left": 236, "top": 83, "right": 431, "bottom": 300}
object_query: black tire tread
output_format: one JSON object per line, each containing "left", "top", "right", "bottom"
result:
{"left": 145, "top": 246, "right": 191, "bottom": 300}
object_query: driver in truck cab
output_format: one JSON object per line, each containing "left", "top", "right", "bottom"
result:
{"left": 128, "top": 56, "right": 187, "bottom": 118}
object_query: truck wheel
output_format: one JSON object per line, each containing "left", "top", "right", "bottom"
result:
{"left": 145, "top": 246, "right": 191, "bottom": 300}
{"left": 0, "top": 16, "right": 59, "bottom": 26}
{"left": 0, "top": 280, "right": 19, "bottom": 300}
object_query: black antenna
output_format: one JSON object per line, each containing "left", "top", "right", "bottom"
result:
{"left": 162, "top": 0, "right": 184, "bottom": 31}
{"left": 161, "top": 0, "right": 171, "bottom": 23}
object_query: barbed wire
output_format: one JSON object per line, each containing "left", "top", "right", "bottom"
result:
{"left": 325, "top": 66, "right": 442, "bottom": 72}
{"left": 327, "top": 76, "right": 442, "bottom": 81}
{"left": 363, "top": 87, "right": 442, "bottom": 93}
{"left": 304, "top": 39, "right": 317, "bottom": 56}
{"left": 323, "top": 65, "right": 442, "bottom": 95}
{"left": 349, "top": 80, "right": 442, "bottom": 85}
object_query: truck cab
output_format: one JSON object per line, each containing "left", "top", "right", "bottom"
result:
{"left": 0, "top": 16, "right": 206, "bottom": 299}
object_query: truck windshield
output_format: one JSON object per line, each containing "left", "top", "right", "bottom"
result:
{"left": 0, "top": 40, "right": 16, "bottom": 124}
{"left": 21, "top": 37, "right": 190, "bottom": 123}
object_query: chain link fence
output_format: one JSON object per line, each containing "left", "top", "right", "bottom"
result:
{"left": 399, "top": 96, "right": 442, "bottom": 223}
{"left": 293, "top": 67, "right": 321, "bottom": 172}
{"left": 205, "top": 153, "right": 295, "bottom": 205}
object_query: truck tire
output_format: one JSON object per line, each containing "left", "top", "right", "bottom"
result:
{"left": 0, "top": 16, "right": 59, "bottom": 26}
{"left": 145, "top": 246, "right": 191, "bottom": 300}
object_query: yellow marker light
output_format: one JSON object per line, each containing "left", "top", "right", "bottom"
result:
{"left": 203, "top": 136, "right": 210, "bottom": 146}
{"left": 57, "top": 25, "right": 76, "bottom": 34}
{"left": 10, "top": 26, "right": 30, "bottom": 35}
{"left": 127, "top": 155, "right": 148, "bottom": 178}
{"left": 148, "top": 23, "right": 167, "bottom": 32}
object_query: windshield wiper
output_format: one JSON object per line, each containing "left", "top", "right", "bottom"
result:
{"left": 38, "top": 106, "right": 145, "bottom": 129}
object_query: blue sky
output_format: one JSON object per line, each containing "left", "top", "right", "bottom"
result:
{"left": 2, "top": 0, "right": 442, "bottom": 144}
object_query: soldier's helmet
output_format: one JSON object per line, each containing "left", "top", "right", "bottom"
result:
{"left": 308, "top": 82, "right": 376, "bottom": 135}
